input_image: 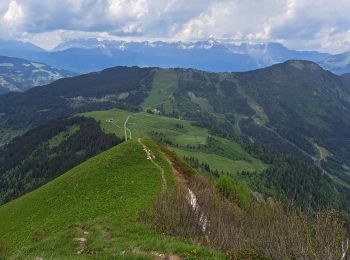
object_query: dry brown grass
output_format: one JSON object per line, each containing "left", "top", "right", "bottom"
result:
{"left": 142, "top": 174, "right": 346, "bottom": 259}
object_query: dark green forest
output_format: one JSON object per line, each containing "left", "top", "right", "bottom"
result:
{"left": 0, "top": 66, "right": 154, "bottom": 132}
{"left": 0, "top": 116, "right": 121, "bottom": 204}
{"left": 181, "top": 134, "right": 349, "bottom": 213}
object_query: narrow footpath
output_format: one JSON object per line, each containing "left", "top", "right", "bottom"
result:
{"left": 138, "top": 138, "right": 167, "bottom": 192}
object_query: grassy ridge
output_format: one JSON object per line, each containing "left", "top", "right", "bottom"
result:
{"left": 0, "top": 139, "right": 223, "bottom": 259}
{"left": 83, "top": 109, "right": 266, "bottom": 175}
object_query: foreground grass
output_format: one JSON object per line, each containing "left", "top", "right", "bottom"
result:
{"left": 83, "top": 109, "right": 266, "bottom": 175}
{"left": 0, "top": 139, "right": 224, "bottom": 259}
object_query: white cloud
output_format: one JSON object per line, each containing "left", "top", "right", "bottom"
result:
{"left": 176, "top": 1, "right": 286, "bottom": 41}
{"left": 0, "top": 0, "right": 350, "bottom": 53}
{"left": 175, "top": 0, "right": 350, "bottom": 53}
{"left": 1, "top": 0, "right": 24, "bottom": 25}
{"left": 108, "top": 0, "right": 148, "bottom": 21}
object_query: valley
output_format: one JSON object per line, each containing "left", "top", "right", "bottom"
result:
{"left": 83, "top": 109, "right": 266, "bottom": 175}
{"left": 0, "top": 56, "right": 75, "bottom": 94}
{"left": 1, "top": 2, "right": 350, "bottom": 259}
{"left": 0, "top": 61, "right": 350, "bottom": 259}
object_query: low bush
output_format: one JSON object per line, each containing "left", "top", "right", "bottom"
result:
{"left": 217, "top": 175, "right": 252, "bottom": 209}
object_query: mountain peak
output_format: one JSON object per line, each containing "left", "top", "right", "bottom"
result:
{"left": 284, "top": 60, "right": 323, "bottom": 72}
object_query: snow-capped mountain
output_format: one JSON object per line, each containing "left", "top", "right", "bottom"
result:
{"left": 0, "top": 38, "right": 348, "bottom": 74}
{"left": 43, "top": 39, "right": 330, "bottom": 73}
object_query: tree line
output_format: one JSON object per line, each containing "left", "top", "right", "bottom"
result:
{"left": 0, "top": 116, "right": 121, "bottom": 204}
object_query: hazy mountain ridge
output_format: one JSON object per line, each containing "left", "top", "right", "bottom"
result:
{"left": 2, "top": 38, "right": 348, "bottom": 74}
{"left": 342, "top": 72, "right": 350, "bottom": 82}
{"left": 0, "top": 55, "right": 76, "bottom": 93}
{"left": 321, "top": 51, "right": 350, "bottom": 74}
{"left": 0, "top": 39, "right": 44, "bottom": 57}
{"left": 48, "top": 39, "right": 332, "bottom": 73}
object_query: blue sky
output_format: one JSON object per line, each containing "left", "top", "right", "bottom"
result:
{"left": 0, "top": 0, "right": 350, "bottom": 53}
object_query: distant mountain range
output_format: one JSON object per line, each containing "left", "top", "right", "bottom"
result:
{"left": 0, "top": 55, "right": 75, "bottom": 93}
{"left": 321, "top": 51, "right": 350, "bottom": 75}
{"left": 1, "top": 38, "right": 350, "bottom": 74}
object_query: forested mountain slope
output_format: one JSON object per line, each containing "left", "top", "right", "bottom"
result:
{"left": 0, "top": 66, "right": 154, "bottom": 135}
{"left": 0, "top": 56, "right": 75, "bottom": 93}
{"left": 0, "top": 117, "right": 120, "bottom": 205}
{"left": 342, "top": 73, "right": 350, "bottom": 82}
{"left": 1, "top": 61, "right": 350, "bottom": 183}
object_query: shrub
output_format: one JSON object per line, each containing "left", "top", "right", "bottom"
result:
{"left": 217, "top": 176, "right": 252, "bottom": 208}
{"left": 143, "top": 174, "right": 346, "bottom": 259}
{"left": 217, "top": 176, "right": 235, "bottom": 198}
{"left": 141, "top": 184, "right": 204, "bottom": 241}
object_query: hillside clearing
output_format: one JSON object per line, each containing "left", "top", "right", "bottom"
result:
{"left": 83, "top": 109, "right": 266, "bottom": 175}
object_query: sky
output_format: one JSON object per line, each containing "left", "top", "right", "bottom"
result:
{"left": 0, "top": 0, "right": 350, "bottom": 53}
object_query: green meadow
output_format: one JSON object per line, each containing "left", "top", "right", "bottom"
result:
{"left": 83, "top": 109, "right": 266, "bottom": 175}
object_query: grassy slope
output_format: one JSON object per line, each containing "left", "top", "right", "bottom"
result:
{"left": 141, "top": 69, "right": 179, "bottom": 113}
{"left": 0, "top": 139, "right": 224, "bottom": 259}
{"left": 0, "top": 129, "right": 23, "bottom": 146}
{"left": 83, "top": 109, "right": 265, "bottom": 174}
{"left": 47, "top": 124, "right": 80, "bottom": 148}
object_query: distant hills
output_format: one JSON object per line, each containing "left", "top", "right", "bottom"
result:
{"left": 1, "top": 38, "right": 350, "bottom": 74}
{"left": 1, "top": 61, "right": 350, "bottom": 185}
{"left": 321, "top": 51, "right": 350, "bottom": 74}
{"left": 0, "top": 39, "right": 43, "bottom": 58}
{"left": 0, "top": 55, "right": 75, "bottom": 93}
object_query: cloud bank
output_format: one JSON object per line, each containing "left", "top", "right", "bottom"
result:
{"left": 0, "top": 0, "right": 350, "bottom": 53}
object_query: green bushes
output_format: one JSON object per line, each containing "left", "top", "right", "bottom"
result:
{"left": 217, "top": 176, "right": 235, "bottom": 198}
{"left": 217, "top": 175, "right": 252, "bottom": 209}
